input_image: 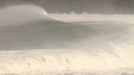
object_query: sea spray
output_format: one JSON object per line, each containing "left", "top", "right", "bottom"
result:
{"left": 0, "top": 4, "right": 48, "bottom": 27}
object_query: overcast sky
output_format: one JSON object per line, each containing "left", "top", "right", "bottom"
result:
{"left": 0, "top": 0, "right": 134, "bottom": 14}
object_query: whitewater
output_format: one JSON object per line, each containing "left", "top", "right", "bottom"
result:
{"left": 0, "top": 5, "right": 134, "bottom": 75}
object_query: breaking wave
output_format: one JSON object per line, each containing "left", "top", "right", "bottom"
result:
{"left": 0, "top": 4, "right": 134, "bottom": 75}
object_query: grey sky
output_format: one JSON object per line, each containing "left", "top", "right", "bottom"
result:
{"left": 0, "top": 0, "right": 134, "bottom": 14}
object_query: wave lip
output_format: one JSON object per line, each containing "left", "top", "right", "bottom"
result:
{"left": 49, "top": 14, "right": 134, "bottom": 24}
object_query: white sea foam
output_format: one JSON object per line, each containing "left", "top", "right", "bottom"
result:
{"left": 0, "top": 42, "right": 134, "bottom": 75}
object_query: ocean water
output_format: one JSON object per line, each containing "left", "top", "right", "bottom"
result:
{"left": 0, "top": 5, "right": 134, "bottom": 75}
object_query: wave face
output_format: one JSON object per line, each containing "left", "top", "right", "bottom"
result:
{"left": 0, "top": 21, "right": 133, "bottom": 50}
{"left": 0, "top": 5, "right": 134, "bottom": 75}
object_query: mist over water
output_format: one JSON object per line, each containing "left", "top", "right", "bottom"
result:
{"left": 0, "top": 4, "right": 134, "bottom": 75}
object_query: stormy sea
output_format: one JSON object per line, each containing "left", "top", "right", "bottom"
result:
{"left": 0, "top": 5, "right": 134, "bottom": 75}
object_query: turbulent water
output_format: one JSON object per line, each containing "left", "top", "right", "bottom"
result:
{"left": 0, "top": 5, "right": 134, "bottom": 75}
